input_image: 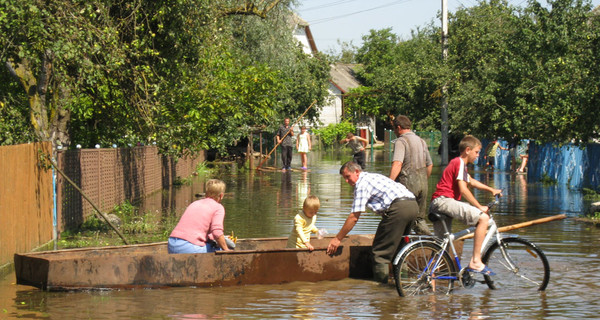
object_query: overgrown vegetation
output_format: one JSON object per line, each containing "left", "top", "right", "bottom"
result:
{"left": 3, "top": 0, "right": 599, "bottom": 154}
{"left": 0, "top": 0, "right": 330, "bottom": 156}
{"left": 195, "top": 161, "right": 215, "bottom": 175}
{"left": 587, "top": 212, "right": 600, "bottom": 220}
{"left": 345, "top": 0, "right": 600, "bottom": 143}
{"left": 583, "top": 188, "right": 600, "bottom": 200}
{"left": 540, "top": 174, "right": 558, "bottom": 186}
{"left": 59, "top": 201, "right": 179, "bottom": 248}
{"left": 312, "top": 121, "right": 356, "bottom": 148}
{"left": 174, "top": 161, "right": 215, "bottom": 185}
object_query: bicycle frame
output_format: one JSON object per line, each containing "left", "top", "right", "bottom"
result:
{"left": 394, "top": 195, "right": 551, "bottom": 295}
{"left": 394, "top": 199, "right": 508, "bottom": 286}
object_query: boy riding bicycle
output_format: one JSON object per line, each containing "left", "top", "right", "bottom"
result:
{"left": 430, "top": 135, "right": 502, "bottom": 275}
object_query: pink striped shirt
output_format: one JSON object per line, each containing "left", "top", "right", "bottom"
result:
{"left": 169, "top": 198, "right": 225, "bottom": 246}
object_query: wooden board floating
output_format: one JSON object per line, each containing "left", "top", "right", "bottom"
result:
{"left": 457, "top": 214, "right": 567, "bottom": 241}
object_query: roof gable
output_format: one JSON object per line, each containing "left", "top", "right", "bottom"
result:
{"left": 330, "top": 64, "right": 361, "bottom": 93}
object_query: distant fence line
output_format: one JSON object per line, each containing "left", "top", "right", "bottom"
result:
{"left": 382, "top": 133, "right": 599, "bottom": 190}
{"left": 528, "top": 143, "right": 600, "bottom": 190}
{"left": 480, "top": 139, "right": 600, "bottom": 190}
{"left": 383, "top": 130, "right": 441, "bottom": 162}
{"left": 0, "top": 142, "right": 204, "bottom": 270}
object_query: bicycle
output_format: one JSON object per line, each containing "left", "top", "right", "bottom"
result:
{"left": 392, "top": 196, "right": 550, "bottom": 297}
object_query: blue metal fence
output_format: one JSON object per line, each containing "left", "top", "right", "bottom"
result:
{"left": 478, "top": 138, "right": 600, "bottom": 190}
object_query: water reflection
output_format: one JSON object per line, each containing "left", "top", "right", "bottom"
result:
{"left": 2, "top": 150, "right": 600, "bottom": 319}
{"left": 297, "top": 171, "right": 310, "bottom": 208}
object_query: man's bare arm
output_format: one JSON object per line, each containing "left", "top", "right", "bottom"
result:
{"left": 458, "top": 180, "right": 486, "bottom": 212}
{"left": 389, "top": 161, "right": 403, "bottom": 181}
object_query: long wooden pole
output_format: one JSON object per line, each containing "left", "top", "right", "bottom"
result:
{"left": 457, "top": 214, "right": 567, "bottom": 241}
{"left": 49, "top": 159, "right": 129, "bottom": 245}
{"left": 256, "top": 99, "right": 317, "bottom": 170}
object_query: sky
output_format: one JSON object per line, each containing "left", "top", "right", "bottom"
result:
{"left": 294, "top": 0, "right": 600, "bottom": 54}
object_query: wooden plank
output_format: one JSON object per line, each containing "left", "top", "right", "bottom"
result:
{"left": 457, "top": 214, "right": 567, "bottom": 241}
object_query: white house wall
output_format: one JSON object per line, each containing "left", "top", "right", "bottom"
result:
{"left": 318, "top": 83, "right": 343, "bottom": 127}
{"left": 293, "top": 28, "right": 313, "bottom": 55}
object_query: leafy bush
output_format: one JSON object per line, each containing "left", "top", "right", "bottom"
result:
{"left": 313, "top": 121, "right": 356, "bottom": 148}
{"left": 540, "top": 174, "right": 557, "bottom": 186}
{"left": 58, "top": 201, "right": 181, "bottom": 248}
{"left": 583, "top": 188, "right": 600, "bottom": 200}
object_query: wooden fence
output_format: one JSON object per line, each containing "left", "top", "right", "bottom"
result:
{"left": 56, "top": 146, "right": 205, "bottom": 230}
{"left": 0, "top": 142, "right": 53, "bottom": 270}
{"left": 1, "top": 143, "right": 204, "bottom": 271}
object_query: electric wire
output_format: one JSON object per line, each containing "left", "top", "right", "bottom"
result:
{"left": 301, "top": 0, "right": 363, "bottom": 12}
{"left": 306, "top": 0, "right": 414, "bottom": 25}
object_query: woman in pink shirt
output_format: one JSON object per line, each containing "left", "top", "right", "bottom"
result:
{"left": 168, "top": 179, "right": 232, "bottom": 253}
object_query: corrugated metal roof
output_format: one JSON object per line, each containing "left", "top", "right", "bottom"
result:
{"left": 289, "top": 12, "right": 309, "bottom": 28}
{"left": 330, "top": 64, "right": 361, "bottom": 93}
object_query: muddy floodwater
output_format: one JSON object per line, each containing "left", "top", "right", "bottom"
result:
{"left": 1, "top": 150, "right": 599, "bottom": 319}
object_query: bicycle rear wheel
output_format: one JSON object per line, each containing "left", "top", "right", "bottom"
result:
{"left": 482, "top": 237, "right": 550, "bottom": 291}
{"left": 394, "top": 241, "right": 457, "bottom": 296}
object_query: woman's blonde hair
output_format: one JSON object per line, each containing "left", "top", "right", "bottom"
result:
{"left": 205, "top": 179, "right": 226, "bottom": 200}
{"left": 303, "top": 195, "right": 320, "bottom": 212}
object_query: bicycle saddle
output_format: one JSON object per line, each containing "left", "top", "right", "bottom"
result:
{"left": 428, "top": 211, "right": 446, "bottom": 222}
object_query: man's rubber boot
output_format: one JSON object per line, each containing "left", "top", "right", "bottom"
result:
{"left": 373, "top": 263, "right": 389, "bottom": 284}
{"left": 413, "top": 217, "right": 432, "bottom": 236}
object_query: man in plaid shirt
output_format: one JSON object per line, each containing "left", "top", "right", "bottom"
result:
{"left": 327, "top": 161, "right": 419, "bottom": 283}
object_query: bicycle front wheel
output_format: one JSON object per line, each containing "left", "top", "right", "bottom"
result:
{"left": 482, "top": 237, "right": 550, "bottom": 291}
{"left": 394, "top": 241, "right": 457, "bottom": 297}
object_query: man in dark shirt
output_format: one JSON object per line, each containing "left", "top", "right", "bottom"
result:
{"left": 276, "top": 118, "right": 294, "bottom": 171}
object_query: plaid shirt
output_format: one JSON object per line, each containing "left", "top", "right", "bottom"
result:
{"left": 351, "top": 172, "right": 415, "bottom": 215}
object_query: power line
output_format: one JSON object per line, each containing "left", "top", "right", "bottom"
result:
{"left": 301, "top": 0, "right": 363, "bottom": 12}
{"left": 306, "top": 0, "right": 415, "bottom": 25}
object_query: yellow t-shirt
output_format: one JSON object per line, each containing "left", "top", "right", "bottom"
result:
{"left": 487, "top": 142, "right": 499, "bottom": 157}
{"left": 286, "top": 211, "right": 318, "bottom": 248}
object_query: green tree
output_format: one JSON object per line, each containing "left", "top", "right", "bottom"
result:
{"left": 347, "top": 0, "right": 600, "bottom": 144}
{"left": 515, "top": 0, "right": 600, "bottom": 143}
{"left": 446, "top": 0, "right": 599, "bottom": 144}
{"left": 0, "top": 0, "right": 331, "bottom": 156}
{"left": 446, "top": 0, "right": 524, "bottom": 139}
{"left": 351, "top": 27, "right": 445, "bottom": 131}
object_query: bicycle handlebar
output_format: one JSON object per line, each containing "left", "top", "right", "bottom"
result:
{"left": 486, "top": 194, "right": 502, "bottom": 210}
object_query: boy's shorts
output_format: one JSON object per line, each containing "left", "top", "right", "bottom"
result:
{"left": 429, "top": 196, "right": 483, "bottom": 237}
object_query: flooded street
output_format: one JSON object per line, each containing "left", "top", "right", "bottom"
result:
{"left": 1, "top": 150, "right": 599, "bottom": 319}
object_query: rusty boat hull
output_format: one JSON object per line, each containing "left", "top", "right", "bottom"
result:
{"left": 14, "top": 234, "right": 376, "bottom": 291}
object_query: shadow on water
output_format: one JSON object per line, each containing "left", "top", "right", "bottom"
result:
{"left": 2, "top": 149, "right": 600, "bottom": 319}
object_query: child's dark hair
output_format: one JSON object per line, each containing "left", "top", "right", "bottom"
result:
{"left": 393, "top": 115, "right": 411, "bottom": 130}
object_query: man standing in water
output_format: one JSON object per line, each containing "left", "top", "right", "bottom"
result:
{"left": 327, "top": 161, "right": 419, "bottom": 283}
{"left": 340, "top": 132, "right": 368, "bottom": 169}
{"left": 276, "top": 118, "right": 294, "bottom": 171}
{"left": 389, "top": 115, "right": 433, "bottom": 235}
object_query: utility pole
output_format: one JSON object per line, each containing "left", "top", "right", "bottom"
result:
{"left": 440, "top": 0, "right": 449, "bottom": 165}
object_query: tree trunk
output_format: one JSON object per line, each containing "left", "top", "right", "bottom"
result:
{"left": 6, "top": 50, "right": 71, "bottom": 150}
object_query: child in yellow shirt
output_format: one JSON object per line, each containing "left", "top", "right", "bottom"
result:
{"left": 287, "top": 195, "right": 320, "bottom": 251}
